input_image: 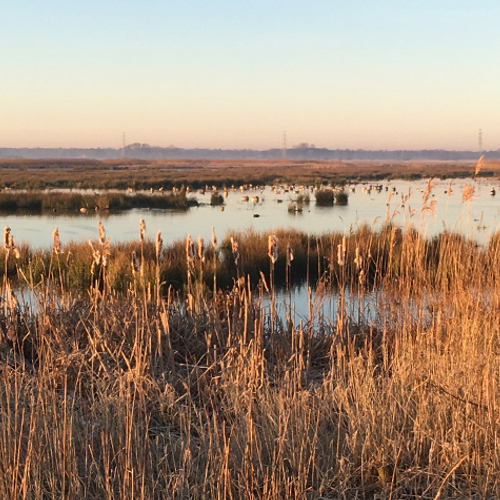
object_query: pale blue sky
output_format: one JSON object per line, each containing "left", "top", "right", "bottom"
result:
{"left": 1, "top": 1, "right": 499, "bottom": 150}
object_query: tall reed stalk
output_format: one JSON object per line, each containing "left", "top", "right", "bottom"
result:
{"left": 2, "top": 171, "right": 500, "bottom": 497}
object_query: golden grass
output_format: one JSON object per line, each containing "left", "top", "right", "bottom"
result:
{"left": 0, "top": 158, "right": 499, "bottom": 191}
{"left": 1, "top": 210, "right": 500, "bottom": 497}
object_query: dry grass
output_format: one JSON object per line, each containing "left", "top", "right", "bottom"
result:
{"left": 0, "top": 158, "right": 499, "bottom": 191}
{"left": 1, "top": 210, "right": 500, "bottom": 497}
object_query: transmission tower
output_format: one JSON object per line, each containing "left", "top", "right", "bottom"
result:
{"left": 122, "top": 132, "right": 126, "bottom": 158}
{"left": 282, "top": 131, "right": 287, "bottom": 159}
{"left": 478, "top": 129, "right": 483, "bottom": 152}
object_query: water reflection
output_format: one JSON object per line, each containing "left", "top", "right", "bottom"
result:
{"left": 263, "top": 285, "right": 378, "bottom": 329}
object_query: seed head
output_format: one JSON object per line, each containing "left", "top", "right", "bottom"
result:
{"left": 268, "top": 234, "right": 278, "bottom": 264}
{"left": 88, "top": 240, "right": 101, "bottom": 265}
{"left": 475, "top": 154, "right": 484, "bottom": 176}
{"left": 155, "top": 231, "right": 163, "bottom": 263}
{"left": 98, "top": 221, "right": 106, "bottom": 245}
{"left": 354, "top": 246, "right": 362, "bottom": 270}
{"left": 421, "top": 178, "right": 435, "bottom": 206}
{"left": 3, "top": 229, "right": 19, "bottom": 258}
{"left": 101, "top": 238, "right": 111, "bottom": 267}
{"left": 337, "top": 235, "right": 346, "bottom": 266}
{"left": 139, "top": 219, "right": 146, "bottom": 242}
{"left": 53, "top": 228, "right": 62, "bottom": 254}
{"left": 131, "top": 251, "right": 140, "bottom": 274}
{"left": 230, "top": 236, "right": 240, "bottom": 265}
{"left": 3, "top": 227, "right": 11, "bottom": 250}
{"left": 186, "top": 234, "right": 196, "bottom": 265}
{"left": 461, "top": 184, "right": 475, "bottom": 203}
{"left": 197, "top": 235, "right": 205, "bottom": 262}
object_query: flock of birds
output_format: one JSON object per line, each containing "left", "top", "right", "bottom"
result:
{"left": 75, "top": 179, "right": 499, "bottom": 215}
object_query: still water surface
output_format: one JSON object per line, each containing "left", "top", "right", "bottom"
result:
{"left": 2, "top": 178, "right": 500, "bottom": 249}
{"left": 9, "top": 178, "right": 499, "bottom": 324}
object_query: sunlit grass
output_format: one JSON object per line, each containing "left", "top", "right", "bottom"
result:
{"left": 1, "top": 167, "right": 500, "bottom": 496}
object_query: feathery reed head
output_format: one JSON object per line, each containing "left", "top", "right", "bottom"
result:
{"left": 3, "top": 227, "right": 11, "bottom": 250}
{"left": 421, "top": 178, "right": 435, "bottom": 206}
{"left": 98, "top": 221, "right": 106, "bottom": 245}
{"left": 197, "top": 235, "right": 205, "bottom": 262}
{"left": 139, "top": 219, "right": 146, "bottom": 242}
{"left": 155, "top": 231, "right": 163, "bottom": 263}
{"left": 337, "top": 235, "right": 346, "bottom": 266}
{"left": 52, "top": 228, "right": 62, "bottom": 254}
{"left": 230, "top": 236, "right": 240, "bottom": 265}
{"left": 475, "top": 154, "right": 484, "bottom": 176}
{"left": 88, "top": 240, "right": 101, "bottom": 265}
{"left": 101, "top": 238, "right": 111, "bottom": 267}
{"left": 462, "top": 184, "right": 475, "bottom": 203}
{"left": 131, "top": 250, "right": 140, "bottom": 274}
{"left": 3, "top": 228, "right": 20, "bottom": 259}
{"left": 354, "top": 246, "right": 362, "bottom": 270}
{"left": 268, "top": 234, "right": 278, "bottom": 264}
{"left": 186, "top": 234, "right": 196, "bottom": 265}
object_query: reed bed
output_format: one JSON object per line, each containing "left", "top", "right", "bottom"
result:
{"left": 0, "top": 224, "right": 491, "bottom": 297}
{"left": 2, "top": 203, "right": 500, "bottom": 496}
{"left": 0, "top": 158, "right": 496, "bottom": 192}
{"left": 0, "top": 189, "right": 195, "bottom": 214}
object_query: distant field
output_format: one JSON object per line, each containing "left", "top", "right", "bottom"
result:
{"left": 0, "top": 158, "right": 496, "bottom": 190}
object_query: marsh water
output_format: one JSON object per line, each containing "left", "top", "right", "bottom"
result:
{"left": 3, "top": 178, "right": 500, "bottom": 249}
{"left": 6, "top": 177, "right": 498, "bottom": 324}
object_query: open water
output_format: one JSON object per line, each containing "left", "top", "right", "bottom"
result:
{"left": 2, "top": 178, "right": 500, "bottom": 249}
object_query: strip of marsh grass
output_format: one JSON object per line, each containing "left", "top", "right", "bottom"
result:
{"left": 1, "top": 224, "right": 496, "bottom": 298}
{"left": 0, "top": 189, "right": 196, "bottom": 213}
{"left": 0, "top": 158, "right": 497, "bottom": 191}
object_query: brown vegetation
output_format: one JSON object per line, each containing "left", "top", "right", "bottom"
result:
{"left": 0, "top": 189, "right": 195, "bottom": 214}
{"left": 0, "top": 213, "right": 500, "bottom": 497}
{"left": 0, "top": 158, "right": 499, "bottom": 191}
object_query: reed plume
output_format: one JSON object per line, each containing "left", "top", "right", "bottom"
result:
{"left": 475, "top": 154, "right": 484, "bottom": 177}
{"left": 139, "top": 218, "right": 146, "bottom": 242}
{"left": 52, "top": 228, "right": 62, "bottom": 254}
{"left": 230, "top": 236, "right": 239, "bottom": 266}
{"left": 462, "top": 183, "right": 475, "bottom": 203}
{"left": 3, "top": 227, "right": 11, "bottom": 250}
{"left": 155, "top": 230, "right": 163, "bottom": 264}
{"left": 98, "top": 220, "right": 106, "bottom": 245}
{"left": 197, "top": 235, "right": 205, "bottom": 263}
{"left": 268, "top": 234, "right": 278, "bottom": 264}
{"left": 131, "top": 250, "right": 140, "bottom": 275}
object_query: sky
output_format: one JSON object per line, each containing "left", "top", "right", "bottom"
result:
{"left": 1, "top": 1, "right": 499, "bottom": 151}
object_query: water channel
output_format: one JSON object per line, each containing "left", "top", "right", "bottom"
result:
{"left": 2, "top": 178, "right": 500, "bottom": 249}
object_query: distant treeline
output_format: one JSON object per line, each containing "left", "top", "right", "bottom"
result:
{"left": 1, "top": 146, "right": 499, "bottom": 161}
